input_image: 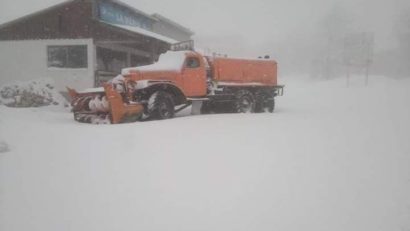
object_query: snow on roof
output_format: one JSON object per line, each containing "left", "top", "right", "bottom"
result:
{"left": 108, "top": 0, "right": 158, "bottom": 22}
{"left": 151, "top": 13, "right": 194, "bottom": 35}
{"left": 0, "top": 0, "right": 73, "bottom": 30}
{"left": 208, "top": 55, "right": 277, "bottom": 62}
{"left": 122, "top": 51, "right": 188, "bottom": 74}
{"left": 100, "top": 21, "right": 178, "bottom": 44}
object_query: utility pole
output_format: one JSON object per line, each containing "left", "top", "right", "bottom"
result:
{"left": 346, "top": 63, "right": 350, "bottom": 88}
{"left": 365, "top": 61, "right": 369, "bottom": 86}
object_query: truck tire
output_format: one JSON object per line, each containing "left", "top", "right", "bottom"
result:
{"left": 255, "top": 91, "right": 275, "bottom": 113}
{"left": 234, "top": 90, "right": 255, "bottom": 113}
{"left": 147, "top": 91, "right": 175, "bottom": 120}
{"left": 266, "top": 98, "right": 275, "bottom": 113}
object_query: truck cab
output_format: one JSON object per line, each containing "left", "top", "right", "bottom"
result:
{"left": 122, "top": 51, "right": 207, "bottom": 98}
{"left": 180, "top": 53, "right": 207, "bottom": 96}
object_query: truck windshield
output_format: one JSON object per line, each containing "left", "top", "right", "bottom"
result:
{"left": 186, "top": 57, "right": 200, "bottom": 68}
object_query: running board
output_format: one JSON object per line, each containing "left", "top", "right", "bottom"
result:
{"left": 175, "top": 102, "right": 192, "bottom": 113}
{"left": 174, "top": 101, "right": 203, "bottom": 115}
{"left": 187, "top": 97, "right": 210, "bottom": 101}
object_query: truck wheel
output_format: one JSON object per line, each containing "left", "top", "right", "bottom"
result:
{"left": 147, "top": 91, "right": 175, "bottom": 120}
{"left": 255, "top": 91, "right": 275, "bottom": 113}
{"left": 254, "top": 91, "right": 266, "bottom": 113}
{"left": 234, "top": 90, "right": 255, "bottom": 113}
{"left": 266, "top": 98, "right": 275, "bottom": 113}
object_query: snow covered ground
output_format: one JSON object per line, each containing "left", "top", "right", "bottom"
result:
{"left": 1, "top": 75, "right": 410, "bottom": 231}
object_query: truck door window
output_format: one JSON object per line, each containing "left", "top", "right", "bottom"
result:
{"left": 186, "top": 57, "right": 200, "bottom": 68}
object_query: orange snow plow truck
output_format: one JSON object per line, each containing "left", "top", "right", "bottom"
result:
{"left": 68, "top": 50, "right": 284, "bottom": 124}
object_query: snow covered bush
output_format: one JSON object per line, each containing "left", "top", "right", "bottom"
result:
{"left": 0, "top": 79, "right": 67, "bottom": 107}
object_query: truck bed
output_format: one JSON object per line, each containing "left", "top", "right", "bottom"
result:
{"left": 207, "top": 57, "right": 278, "bottom": 86}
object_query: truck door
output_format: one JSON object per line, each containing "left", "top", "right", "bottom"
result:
{"left": 182, "top": 56, "right": 207, "bottom": 97}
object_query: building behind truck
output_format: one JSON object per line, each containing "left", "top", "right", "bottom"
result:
{"left": 0, "top": 0, "right": 194, "bottom": 91}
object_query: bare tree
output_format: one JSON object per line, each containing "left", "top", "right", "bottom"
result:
{"left": 395, "top": 8, "right": 410, "bottom": 77}
{"left": 312, "top": 4, "right": 353, "bottom": 79}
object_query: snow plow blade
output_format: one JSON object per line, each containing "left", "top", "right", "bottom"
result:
{"left": 67, "top": 84, "right": 143, "bottom": 124}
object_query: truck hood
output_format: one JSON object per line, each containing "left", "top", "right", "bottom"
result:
{"left": 122, "top": 51, "right": 187, "bottom": 76}
{"left": 126, "top": 70, "right": 180, "bottom": 82}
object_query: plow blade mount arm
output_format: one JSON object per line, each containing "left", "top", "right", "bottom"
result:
{"left": 103, "top": 84, "right": 144, "bottom": 124}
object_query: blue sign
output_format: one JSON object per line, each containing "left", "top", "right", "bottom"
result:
{"left": 98, "top": 1, "right": 153, "bottom": 30}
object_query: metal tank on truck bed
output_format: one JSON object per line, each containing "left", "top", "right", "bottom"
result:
{"left": 209, "top": 57, "right": 278, "bottom": 86}
{"left": 67, "top": 45, "right": 284, "bottom": 124}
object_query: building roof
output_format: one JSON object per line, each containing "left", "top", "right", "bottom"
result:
{"left": 106, "top": 0, "right": 158, "bottom": 22}
{"left": 0, "top": 0, "right": 191, "bottom": 44}
{"left": 100, "top": 21, "right": 178, "bottom": 44}
{"left": 0, "top": 0, "right": 73, "bottom": 30}
{"left": 152, "top": 13, "right": 194, "bottom": 35}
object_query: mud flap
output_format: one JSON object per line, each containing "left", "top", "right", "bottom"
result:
{"left": 191, "top": 101, "right": 203, "bottom": 115}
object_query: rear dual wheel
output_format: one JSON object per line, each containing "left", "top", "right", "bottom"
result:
{"left": 234, "top": 90, "right": 255, "bottom": 113}
{"left": 254, "top": 91, "right": 275, "bottom": 113}
{"left": 202, "top": 90, "right": 272, "bottom": 114}
{"left": 234, "top": 90, "right": 275, "bottom": 113}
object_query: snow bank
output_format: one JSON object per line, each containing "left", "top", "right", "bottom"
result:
{"left": 122, "top": 51, "right": 187, "bottom": 75}
{"left": 0, "top": 79, "right": 68, "bottom": 108}
{"left": 0, "top": 75, "right": 409, "bottom": 231}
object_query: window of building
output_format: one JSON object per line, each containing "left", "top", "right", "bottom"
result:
{"left": 58, "top": 15, "right": 63, "bottom": 32}
{"left": 47, "top": 45, "right": 88, "bottom": 68}
{"left": 131, "top": 55, "right": 150, "bottom": 67}
{"left": 96, "top": 47, "right": 127, "bottom": 73}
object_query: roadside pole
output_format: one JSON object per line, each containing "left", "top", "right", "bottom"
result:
{"left": 346, "top": 64, "right": 350, "bottom": 88}
{"left": 365, "top": 62, "right": 369, "bottom": 86}
{"left": 343, "top": 32, "right": 374, "bottom": 88}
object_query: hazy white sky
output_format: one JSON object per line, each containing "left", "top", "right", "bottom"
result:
{"left": 0, "top": 0, "right": 408, "bottom": 57}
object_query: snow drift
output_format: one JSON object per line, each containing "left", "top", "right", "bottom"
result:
{"left": 0, "top": 79, "right": 68, "bottom": 107}
{"left": 0, "top": 75, "right": 409, "bottom": 231}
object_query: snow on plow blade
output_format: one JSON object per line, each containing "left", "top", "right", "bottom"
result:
{"left": 67, "top": 84, "right": 143, "bottom": 124}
